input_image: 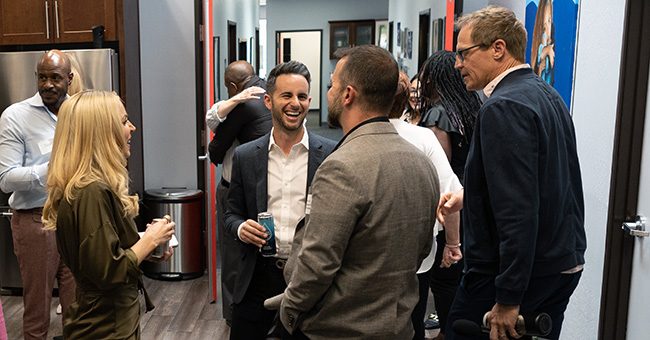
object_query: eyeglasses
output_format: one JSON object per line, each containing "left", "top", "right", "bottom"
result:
{"left": 455, "top": 44, "right": 484, "bottom": 62}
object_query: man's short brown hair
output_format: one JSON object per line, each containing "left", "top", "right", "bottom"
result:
{"left": 334, "top": 45, "right": 398, "bottom": 114}
{"left": 456, "top": 6, "right": 527, "bottom": 63}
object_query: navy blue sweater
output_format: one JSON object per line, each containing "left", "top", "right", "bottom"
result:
{"left": 462, "top": 68, "right": 586, "bottom": 305}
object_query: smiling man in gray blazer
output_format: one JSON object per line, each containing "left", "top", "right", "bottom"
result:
{"left": 279, "top": 45, "right": 440, "bottom": 339}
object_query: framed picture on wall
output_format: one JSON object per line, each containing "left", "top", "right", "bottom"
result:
{"left": 406, "top": 30, "right": 413, "bottom": 59}
{"left": 376, "top": 20, "right": 389, "bottom": 50}
{"left": 432, "top": 18, "right": 444, "bottom": 52}
{"left": 213, "top": 36, "right": 221, "bottom": 100}
{"left": 396, "top": 22, "right": 401, "bottom": 47}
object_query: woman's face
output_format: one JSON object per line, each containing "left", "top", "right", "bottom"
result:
{"left": 409, "top": 79, "right": 420, "bottom": 110}
{"left": 119, "top": 108, "right": 136, "bottom": 157}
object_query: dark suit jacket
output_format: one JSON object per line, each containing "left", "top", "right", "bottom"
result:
{"left": 462, "top": 68, "right": 586, "bottom": 305}
{"left": 224, "top": 131, "right": 336, "bottom": 304}
{"left": 208, "top": 76, "right": 273, "bottom": 165}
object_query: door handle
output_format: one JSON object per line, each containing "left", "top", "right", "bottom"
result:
{"left": 198, "top": 153, "right": 209, "bottom": 161}
{"left": 54, "top": 0, "right": 60, "bottom": 39}
{"left": 622, "top": 215, "right": 650, "bottom": 238}
{"left": 45, "top": 1, "right": 50, "bottom": 39}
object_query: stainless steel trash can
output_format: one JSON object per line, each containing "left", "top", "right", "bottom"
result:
{"left": 141, "top": 188, "right": 204, "bottom": 280}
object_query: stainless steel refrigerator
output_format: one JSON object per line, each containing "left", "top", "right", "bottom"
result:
{"left": 0, "top": 48, "right": 118, "bottom": 292}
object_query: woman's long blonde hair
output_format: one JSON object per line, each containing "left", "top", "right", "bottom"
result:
{"left": 43, "top": 90, "right": 138, "bottom": 230}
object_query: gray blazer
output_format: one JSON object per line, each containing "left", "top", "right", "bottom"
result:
{"left": 280, "top": 121, "right": 440, "bottom": 340}
{"left": 224, "top": 131, "right": 335, "bottom": 304}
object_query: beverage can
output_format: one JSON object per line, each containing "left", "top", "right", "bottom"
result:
{"left": 258, "top": 212, "right": 277, "bottom": 257}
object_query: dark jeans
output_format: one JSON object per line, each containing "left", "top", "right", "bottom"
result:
{"left": 445, "top": 271, "right": 582, "bottom": 340}
{"left": 411, "top": 270, "right": 431, "bottom": 340}
{"left": 230, "top": 255, "right": 287, "bottom": 340}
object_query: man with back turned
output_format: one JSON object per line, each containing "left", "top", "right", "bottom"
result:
{"left": 279, "top": 45, "right": 440, "bottom": 339}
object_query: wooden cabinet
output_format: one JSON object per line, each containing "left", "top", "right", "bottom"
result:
{"left": 329, "top": 20, "right": 375, "bottom": 59}
{"left": 0, "top": 0, "right": 116, "bottom": 45}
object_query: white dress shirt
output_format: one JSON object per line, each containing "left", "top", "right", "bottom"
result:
{"left": 483, "top": 64, "right": 531, "bottom": 98}
{"left": 267, "top": 129, "right": 309, "bottom": 258}
{"left": 237, "top": 128, "right": 309, "bottom": 258}
{"left": 390, "top": 119, "right": 463, "bottom": 273}
{"left": 205, "top": 100, "right": 237, "bottom": 182}
{"left": 0, "top": 93, "right": 59, "bottom": 209}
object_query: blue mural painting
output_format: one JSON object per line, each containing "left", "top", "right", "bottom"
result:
{"left": 525, "top": 0, "right": 579, "bottom": 108}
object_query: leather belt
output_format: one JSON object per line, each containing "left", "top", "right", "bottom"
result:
{"left": 220, "top": 178, "right": 230, "bottom": 188}
{"left": 14, "top": 207, "right": 43, "bottom": 214}
{"left": 275, "top": 258, "right": 287, "bottom": 270}
{"left": 262, "top": 256, "right": 287, "bottom": 270}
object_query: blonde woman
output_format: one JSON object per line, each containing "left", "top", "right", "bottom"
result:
{"left": 67, "top": 53, "right": 86, "bottom": 95}
{"left": 42, "top": 90, "right": 175, "bottom": 339}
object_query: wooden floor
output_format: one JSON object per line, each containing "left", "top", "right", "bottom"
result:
{"left": 2, "top": 273, "right": 440, "bottom": 340}
{"left": 1, "top": 274, "right": 229, "bottom": 340}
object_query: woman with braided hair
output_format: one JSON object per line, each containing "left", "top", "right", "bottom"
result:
{"left": 418, "top": 50, "right": 482, "bottom": 340}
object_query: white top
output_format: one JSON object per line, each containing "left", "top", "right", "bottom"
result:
{"left": 205, "top": 100, "right": 236, "bottom": 181}
{"left": 390, "top": 119, "right": 463, "bottom": 273}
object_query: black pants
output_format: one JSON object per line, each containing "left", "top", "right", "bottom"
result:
{"left": 411, "top": 270, "right": 431, "bottom": 340}
{"left": 230, "top": 256, "right": 287, "bottom": 340}
{"left": 445, "top": 271, "right": 582, "bottom": 340}
{"left": 216, "top": 179, "right": 237, "bottom": 322}
{"left": 430, "top": 230, "right": 463, "bottom": 334}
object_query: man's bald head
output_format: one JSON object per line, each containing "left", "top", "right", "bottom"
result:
{"left": 224, "top": 61, "right": 254, "bottom": 97}
{"left": 38, "top": 50, "right": 71, "bottom": 74}
{"left": 37, "top": 49, "right": 73, "bottom": 114}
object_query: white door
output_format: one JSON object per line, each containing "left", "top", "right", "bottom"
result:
{"left": 278, "top": 31, "right": 322, "bottom": 110}
{"left": 626, "top": 66, "right": 650, "bottom": 339}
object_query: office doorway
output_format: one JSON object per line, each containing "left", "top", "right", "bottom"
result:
{"left": 418, "top": 9, "right": 431, "bottom": 73}
{"left": 275, "top": 30, "right": 323, "bottom": 115}
{"left": 228, "top": 21, "right": 237, "bottom": 63}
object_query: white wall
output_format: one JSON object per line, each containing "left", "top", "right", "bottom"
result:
{"left": 213, "top": 0, "right": 260, "bottom": 101}
{"left": 266, "top": 0, "right": 389, "bottom": 123}
{"left": 562, "top": 0, "right": 626, "bottom": 338}
{"left": 388, "top": 0, "right": 446, "bottom": 78}
{"left": 140, "top": 0, "right": 198, "bottom": 190}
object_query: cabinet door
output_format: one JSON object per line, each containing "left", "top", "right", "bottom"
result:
{"left": 354, "top": 21, "right": 375, "bottom": 47}
{"left": 0, "top": 0, "right": 52, "bottom": 45}
{"left": 54, "top": 0, "right": 116, "bottom": 43}
{"left": 330, "top": 22, "right": 350, "bottom": 59}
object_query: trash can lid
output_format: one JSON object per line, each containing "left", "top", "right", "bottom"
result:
{"left": 145, "top": 188, "right": 203, "bottom": 201}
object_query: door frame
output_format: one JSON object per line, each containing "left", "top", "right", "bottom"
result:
{"left": 417, "top": 9, "right": 430, "bottom": 73}
{"left": 599, "top": 0, "right": 650, "bottom": 339}
{"left": 274, "top": 29, "right": 323, "bottom": 121}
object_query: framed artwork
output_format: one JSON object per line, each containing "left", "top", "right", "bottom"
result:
{"left": 432, "top": 18, "right": 444, "bottom": 52}
{"left": 406, "top": 29, "right": 413, "bottom": 59}
{"left": 396, "top": 22, "right": 401, "bottom": 47}
{"left": 213, "top": 36, "right": 221, "bottom": 100}
{"left": 375, "top": 20, "right": 389, "bottom": 50}
{"left": 525, "top": 0, "right": 579, "bottom": 108}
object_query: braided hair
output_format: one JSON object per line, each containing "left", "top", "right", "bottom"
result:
{"left": 419, "top": 50, "right": 482, "bottom": 141}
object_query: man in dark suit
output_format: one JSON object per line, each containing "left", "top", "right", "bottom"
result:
{"left": 224, "top": 60, "right": 335, "bottom": 340}
{"left": 206, "top": 60, "right": 272, "bottom": 323}
{"left": 279, "top": 45, "right": 440, "bottom": 339}
{"left": 439, "top": 6, "right": 585, "bottom": 340}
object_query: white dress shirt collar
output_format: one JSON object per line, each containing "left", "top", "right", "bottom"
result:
{"left": 483, "top": 64, "right": 531, "bottom": 98}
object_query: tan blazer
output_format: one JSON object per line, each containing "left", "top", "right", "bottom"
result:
{"left": 279, "top": 121, "right": 440, "bottom": 340}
